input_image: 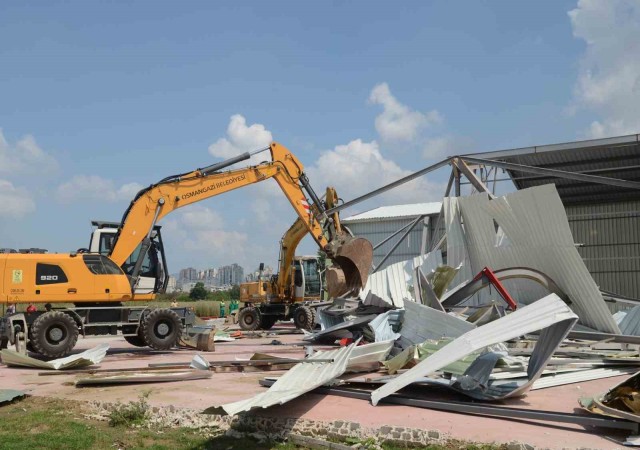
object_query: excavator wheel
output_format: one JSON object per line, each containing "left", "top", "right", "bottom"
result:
{"left": 293, "top": 306, "right": 314, "bottom": 331}
{"left": 260, "top": 315, "right": 278, "bottom": 330}
{"left": 124, "top": 329, "right": 146, "bottom": 347}
{"left": 30, "top": 311, "right": 79, "bottom": 358}
{"left": 238, "top": 307, "right": 261, "bottom": 331}
{"left": 141, "top": 308, "right": 182, "bottom": 350}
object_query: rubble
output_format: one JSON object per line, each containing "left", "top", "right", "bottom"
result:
{"left": 212, "top": 183, "right": 640, "bottom": 444}
{"left": 0, "top": 343, "right": 109, "bottom": 370}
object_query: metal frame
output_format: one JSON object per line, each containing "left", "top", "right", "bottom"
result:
{"left": 326, "top": 154, "right": 640, "bottom": 217}
{"left": 372, "top": 214, "right": 427, "bottom": 273}
{"left": 324, "top": 148, "right": 640, "bottom": 277}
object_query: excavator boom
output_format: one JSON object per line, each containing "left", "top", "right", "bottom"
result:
{"left": 110, "top": 142, "right": 372, "bottom": 297}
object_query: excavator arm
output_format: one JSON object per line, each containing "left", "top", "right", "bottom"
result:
{"left": 109, "top": 142, "right": 372, "bottom": 297}
{"left": 274, "top": 187, "right": 357, "bottom": 299}
{"left": 276, "top": 215, "right": 311, "bottom": 297}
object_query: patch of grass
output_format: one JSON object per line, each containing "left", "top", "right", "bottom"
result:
{"left": 0, "top": 396, "right": 505, "bottom": 450}
{"left": 108, "top": 391, "right": 151, "bottom": 427}
{"left": 0, "top": 396, "right": 296, "bottom": 450}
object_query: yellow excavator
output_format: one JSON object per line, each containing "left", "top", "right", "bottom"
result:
{"left": 0, "top": 143, "right": 373, "bottom": 357}
{"left": 239, "top": 188, "right": 354, "bottom": 330}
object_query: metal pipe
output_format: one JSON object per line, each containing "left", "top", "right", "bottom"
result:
{"left": 325, "top": 158, "right": 452, "bottom": 215}
{"left": 199, "top": 146, "right": 270, "bottom": 176}
{"left": 373, "top": 221, "right": 415, "bottom": 250}
{"left": 427, "top": 169, "right": 454, "bottom": 252}
{"left": 372, "top": 214, "right": 426, "bottom": 273}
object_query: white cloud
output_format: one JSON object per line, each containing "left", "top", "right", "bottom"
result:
{"left": 422, "top": 136, "right": 473, "bottom": 159}
{"left": 0, "top": 129, "right": 58, "bottom": 175}
{"left": 369, "top": 83, "right": 442, "bottom": 142}
{"left": 56, "top": 175, "right": 144, "bottom": 204}
{"left": 161, "top": 205, "right": 251, "bottom": 267}
{"left": 569, "top": 0, "right": 640, "bottom": 137}
{"left": 208, "top": 114, "right": 273, "bottom": 166}
{"left": 308, "top": 139, "right": 445, "bottom": 205}
{"left": 0, "top": 179, "right": 36, "bottom": 218}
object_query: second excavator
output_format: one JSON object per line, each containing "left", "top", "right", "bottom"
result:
{"left": 239, "top": 187, "right": 358, "bottom": 330}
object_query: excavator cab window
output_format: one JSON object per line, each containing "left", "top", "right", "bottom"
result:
{"left": 124, "top": 243, "right": 155, "bottom": 278}
{"left": 302, "top": 259, "right": 321, "bottom": 296}
{"left": 293, "top": 264, "right": 303, "bottom": 287}
{"left": 99, "top": 234, "right": 115, "bottom": 254}
{"left": 83, "top": 255, "right": 124, "bottom": 275}
{"left": 119, "top": 232, "right": 167, "bottom": 293}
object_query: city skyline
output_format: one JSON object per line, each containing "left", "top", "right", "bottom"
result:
{"left": 169, "top": 262, "right": 275, "bottom": 293}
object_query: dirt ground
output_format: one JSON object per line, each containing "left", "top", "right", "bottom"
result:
{"left": 0, "top": 323, "right": 634, "bottom": 449}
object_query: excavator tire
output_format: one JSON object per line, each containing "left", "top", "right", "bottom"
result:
{"left": 30, "top": 311, "right": 79, "bottom": 358}
{"left": 124, "top": 329, "right": 146, "bottom": 347}
{"left": 141, "top": 308, "right": 182, "bottom": 350}
{"left": 260, "top": 315, "right": 278, "bottom": 330}
{"left": 238, "top": 307, "right": 261, "bottom": 331}
{"left": 293, "top": 306, "right": 314, "bottom": 331}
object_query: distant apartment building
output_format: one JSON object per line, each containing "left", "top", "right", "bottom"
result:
{"left": 216, "top": 263, "right": 244, "bottom": 286}
{"left": 179, "top": 267, "right": 197, "bottom": 282}
{"left": 175, "top": 263, "right": 244, "bottom": 291}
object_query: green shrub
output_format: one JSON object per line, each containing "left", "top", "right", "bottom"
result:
{"left": 108, "top": 392, "right": 150, "bottom": 427}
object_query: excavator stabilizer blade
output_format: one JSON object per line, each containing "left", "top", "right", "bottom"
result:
{"left": 326, "top": 236, "right": 373, "bottom": 298}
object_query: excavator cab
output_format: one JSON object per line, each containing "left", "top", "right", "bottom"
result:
{"left": 292, "top": 256, "right": 323, "bottom": 302}
{"left": 89, "top": 221, "right": 169, "bottom": 294}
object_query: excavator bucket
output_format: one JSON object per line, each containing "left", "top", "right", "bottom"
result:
{"left": 179, "top": 317, "right": 217, "bottom": 351}
{"left": 326, "top": 236, "right": 373, "bottom": 298}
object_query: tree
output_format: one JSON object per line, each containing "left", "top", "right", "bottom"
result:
{"left": 229, "top": 284, "right": 240, "bottom": 300}
{"left": 317, "top": 249, "right": 327, "bottom": 272}
{"left": 189, "top": 282, "right": 208, "bottom": 300}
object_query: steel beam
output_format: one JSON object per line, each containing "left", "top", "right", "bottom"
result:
{"left": 462, "top": 156, "right": 640, "bottom": 190}
{"left": 452, "top": 158, "right": 495, "bottom": 198}
{"left": 427, "top": 169, "right": 454, "bottom": 252}
{"left": 325, "top": 158, "right": 452, "bottom": 215}
{"left": 259, "top": 380, "right": 639, "bottom": 433}
{"left": 372, "top": 214, "right": 426, "bottom": 273}
{"left": 373, "top": 220, "right": 416, "bottom": 251}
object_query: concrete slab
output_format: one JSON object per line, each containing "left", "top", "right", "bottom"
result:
{"left": 0, "top": 326, "right": 631, "bottom": 449}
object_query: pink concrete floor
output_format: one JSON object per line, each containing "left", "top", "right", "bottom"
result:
{"left": 0, "top": 327, "right": 634, "bottom": 449}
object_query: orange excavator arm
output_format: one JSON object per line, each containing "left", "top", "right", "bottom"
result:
{"left": 109, "top": 142, "right": 372, "bottom": 297}
{"left": 276, "top": 215, "right": 311, "bottom": 298}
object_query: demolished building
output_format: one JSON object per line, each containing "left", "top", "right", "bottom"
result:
{"left": 214, "top": 134, "right": 640, "bottom": 440}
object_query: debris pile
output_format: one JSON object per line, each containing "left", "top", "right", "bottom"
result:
{"left": 215, "top": 185, "right": 640, "bottom": 437}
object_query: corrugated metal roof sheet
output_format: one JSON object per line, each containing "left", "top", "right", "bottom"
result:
{"left": 530, "top": 367, "right": 637, "bottom": 390}
{"left": 221, "top": 343, "right": 357, "bottom": 415}
{"left": 457, "top": 185, "right": 620, "bottom": 334}
{"left": 0, "top": 343, "right": 109, "bottom": 370}
{"left": 342, "top": 202, "right": 441, "bottom": 222}
{"left": 371, "top": 294, "right": 579, "bottom": 405}
{"left": 399, "top": 299, "right": 475, "bottom": 347}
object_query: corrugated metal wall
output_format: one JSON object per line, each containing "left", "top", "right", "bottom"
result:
{"left": 343, "top": 215, "right": 440, "bottom": 271}
{"left": 344, "top": 200, "right": 639, "bottom": 309}
{"left": 566, "top": 200, "right": 640, "bottom": 304}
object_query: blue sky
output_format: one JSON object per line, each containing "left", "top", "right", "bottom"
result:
{"left": 0, "top": 0, "right": 638, "bottom": 273}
